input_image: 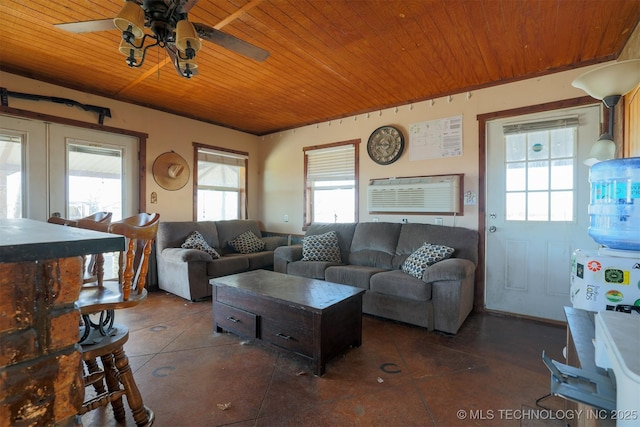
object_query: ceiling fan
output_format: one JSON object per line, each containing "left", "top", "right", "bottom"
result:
{"left": 55, "top": 0, "right": 270, "bottom": 78}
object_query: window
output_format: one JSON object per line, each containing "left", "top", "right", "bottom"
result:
{"left": 503, "top": 118, "right": 578, "bottom": 222}
{"left": 194, "top": 144, "right": 247, "bottom": 221}
{"left": 304, "top": 140, "right": 358, "bottom": 225}
{"left": 0, "top": 132, "right": 24, "bottom": 218}
{"left": 67, "top": 142, "right": 124, "bottom": 220}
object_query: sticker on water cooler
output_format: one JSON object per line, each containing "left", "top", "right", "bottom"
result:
{"left": 604, "top": 268, "right": 630, "bottom": 285}
{"left": 587, "top": 260, "right": 601, "bottom": 272}
{"left": 605, "top": 290, "right": 624, "bottom": 303}
{"left": 576, "top": 263, "right": 584, "bottom": 279}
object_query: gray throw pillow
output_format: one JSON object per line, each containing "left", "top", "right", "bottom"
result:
{"left": 228, "top": 230, "right": 265, "bottom": 254}
{"left": 401, "top": 242, "right": 455, "bottom": 279}
{"left": 302, "top": 231, "right": 342, "bottom": 263}
{"left": 181, "top": 230, "right": 220, "bottom": 259}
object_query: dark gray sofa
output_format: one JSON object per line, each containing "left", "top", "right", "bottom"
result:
{"left": 156, "top": 219, "right": 287, "bottom": 301}
{"left": 274, "top": 222, "right": 479, "bottom": 334}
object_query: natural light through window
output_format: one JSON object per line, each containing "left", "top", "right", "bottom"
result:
{"left": 0, "top": 133, "right": 23, "bottom": 219}
{"left": 304, "top": 143, "right": 357, "bottom": 225}
{"left": 67, "top": 143, "right": 123, "bottom": 220}
{"left": 196, "top": 147, "right": 247, "bottom": 221}
{"left": 503, "top": 121, "right": 576, "bottom": 222}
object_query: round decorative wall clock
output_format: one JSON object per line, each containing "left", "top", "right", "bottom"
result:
{"left": 367, "top": 125, "right": 404, "bottom": 165}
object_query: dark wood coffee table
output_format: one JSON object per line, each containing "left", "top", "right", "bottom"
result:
{"left": 211, "top": 269, "right": 365, "bottom": 376}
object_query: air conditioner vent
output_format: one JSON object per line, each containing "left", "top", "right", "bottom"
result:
{"left": 367, "top": 175, "right": 462, "bottom": 213}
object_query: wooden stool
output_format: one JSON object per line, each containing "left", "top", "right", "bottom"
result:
{"left": 79, "top": 324, "right": 154, "bottom": 426}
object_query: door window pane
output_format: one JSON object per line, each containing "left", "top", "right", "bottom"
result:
{"left": 506, "top": 192, "right": 526, "bottom": 221}
{"left": 0, "top": 134, "right": 23, "bottom": 218}
{"left": 503, "top": 123, "right": 576, "bottom": 222}
{"left": 527, "top": 161, "right": 549, "bottom": 191}
{"left": 67, "top": 143, "right": 123, "bottom": 220}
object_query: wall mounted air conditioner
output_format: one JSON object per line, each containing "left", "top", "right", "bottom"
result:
{"left": 367, "top": 174, "right": 462, "bottom": 214}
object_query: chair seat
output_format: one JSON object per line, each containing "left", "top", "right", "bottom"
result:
{"left": 79, "top": 323, "right": 155, "bottom": 426}
{"left": 77, "top": 282, "right": 148, "bottom": 314}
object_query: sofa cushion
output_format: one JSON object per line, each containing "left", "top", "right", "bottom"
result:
{"left": 181, "top": 230, "right": 221, "bottom": 259}
{"left": 370, "top": 270, "right": 433, "bottom": 301}
{"left": 287, "top": 260, "right": 339, "bottom": 280}
{"left": 156, "top": 221, "right": 219, "bottom": 252}
{"left": 393, "top": 223, "right": 478, "bottom": 269}
{"left": 401, "top": 243, "right": 455, "bottom": 279}
{"left": 243, "top": 251, "right": 277, "bottom": 270}
{"left": 215, "top": 220, "right": 263, "bottom": 254}
{"left": 302, "top": 231, "right": 342, "bottom": 262}
{"left": 325, "top": 265, "right": 386, "bottom": 290}
{"left": 228, "top": 230, "right": 265, "bottom": 254}
{"left": 207, "top": 255, "right": 250, "bottom": 278}
{"left": 348, "top": 222, "right": 401, "bottom": 269}
{"left": 305, "top": 223, "right": 357, "bottom": 262}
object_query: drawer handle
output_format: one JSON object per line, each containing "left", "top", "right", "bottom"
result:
{"left": 276, "top": 333, "right": 292, "bottom": 340}
{"left": 226, "top": 316, "right": 240, "bottom": 323}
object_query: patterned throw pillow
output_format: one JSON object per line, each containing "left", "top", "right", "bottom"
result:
{"left": 181, "top": 231, "right": 220, "bottom": 259}
{"left": 302, "top": 231, "right": 342, "bottom": 263}
{"left": 228, "top": 230, "right": 265, "bottom": 254}
{"left": 401, "top": 243, "right": 455, "bottom": 279}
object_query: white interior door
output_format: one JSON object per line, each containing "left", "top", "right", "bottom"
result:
{"left": 485, "top": 105, "right": 601, "bottom": 321}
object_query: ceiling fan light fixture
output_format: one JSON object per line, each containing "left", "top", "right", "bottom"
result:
{"left": 179, "top": 58, "right": 198, "bottom": 78}
{"left": 118, "top": 38, "right": 143, "bottom": 58}
{"left": 175, "top": 20, "right": 202, "bottom": 54}
{"left": 114, "top": 1, "right": 145, "bottom": 38}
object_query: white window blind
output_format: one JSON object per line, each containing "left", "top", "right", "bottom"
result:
{"left": 306, "top": 145, "right": 355, "bottom": 182}
{"left": 503, "top": 117, "right": 579, "bottom": 135}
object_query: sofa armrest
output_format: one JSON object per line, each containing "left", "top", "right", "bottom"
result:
{"left": 422, "top": 258, "right": 475, "bottom": 283}
{"left": 425, "top": 258, "right": 476, "bottom": 334}
{"left": 273, "top": 244, "right": 303, "bottom": 273}
{"left": 262, "top": 236, "right": 288, "bottom": 251}
{"left": 161, "top": 247, "right": 214, "bottom": 263}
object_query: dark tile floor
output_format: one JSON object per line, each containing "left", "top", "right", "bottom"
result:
{"left": 82, "top": 291, "right": 571, "bottom": 427}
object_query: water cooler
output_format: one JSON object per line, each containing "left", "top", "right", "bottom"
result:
{"left": 568, "top": 157, "right": 640, "bottom": 425}
{"left": 570, "top": 157, "right": 640, "bottom": 311}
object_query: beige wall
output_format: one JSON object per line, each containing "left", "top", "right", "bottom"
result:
{"left": 0, "top": 62, "right": 623, "bottom": 230}
{"left": 0, "top": 71, "right": 260, "bottom": 222}
{"left": 258, "top": 64, "right": 612, "bottom": 234}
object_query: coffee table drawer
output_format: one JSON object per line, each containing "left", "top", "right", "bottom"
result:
{"left": 261, "top": 318, "right": 313, "bottom": 357}
{"left": 215, "top": 302, "right": 258, "bottom": 338}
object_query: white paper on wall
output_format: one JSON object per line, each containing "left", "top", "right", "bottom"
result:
{"left": 408, "top": 115, "right": 463, "bottom": 160}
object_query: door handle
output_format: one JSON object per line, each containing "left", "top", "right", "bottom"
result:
{"left": 489, "top": 226, "right": 497, "bottom": 233}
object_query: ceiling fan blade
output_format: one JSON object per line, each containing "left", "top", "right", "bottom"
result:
{"left": 54, "top": 19, "right": 116, "bottom": 34}
{"left": 193, "top": 23, "right": 270, "bottom": 62}
{"left": 181, "top": 0, "right": 199, "bottom": 13}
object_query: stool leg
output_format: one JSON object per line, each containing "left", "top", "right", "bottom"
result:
{"left": 84, "top": 358, "right": 106, "bottom": 395}
{"left": 100, "top": 353, "right": 126, "bottom": 422}
{"left": 112, "top": 346, "right": 151, "bottom": 426}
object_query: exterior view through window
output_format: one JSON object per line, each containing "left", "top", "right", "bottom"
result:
{"left": 0, "top": 132, "right": 23, "bottom": 218}
{"left": 503, "top": 118, "right": 577, "bottom": 222}
{"left": 304, "top": 141, "right": 358, "bottom": 225}
{"left": 196, "top": 146, "right": 247, "bottom": 221}
{"left": 67, "top": 143, "right": 123, "bottom": 220}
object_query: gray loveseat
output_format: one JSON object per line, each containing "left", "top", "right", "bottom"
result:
{"left": 156, "top": 219, "right": 287, "bottom": 301}
{"left": 274, "top": 222, "right": 478, "bottom": 334}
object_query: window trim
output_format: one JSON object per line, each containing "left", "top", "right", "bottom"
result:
{"left": 303, "top": 139, "right": 359, "bottom": 228}
{"left": 192, "top": 142, "right": 248, "bottom": 221}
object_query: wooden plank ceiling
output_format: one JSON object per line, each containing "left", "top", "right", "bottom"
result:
{"left": 0, "top": 0, "right": 638, "bottom": 136}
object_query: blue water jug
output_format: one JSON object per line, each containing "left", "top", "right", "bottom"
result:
{"left": 588, "top": 157, "right": 640, "bottom": 251}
